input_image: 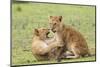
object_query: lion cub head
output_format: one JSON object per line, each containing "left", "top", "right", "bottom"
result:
{"left": 34, "top": 28, "right": 50, "bottom": 40}
{"left": 49, "top": 16, "right": 63, "bottom": 32}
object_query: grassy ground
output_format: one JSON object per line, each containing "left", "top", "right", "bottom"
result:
{"left": 12, "top": 2, "right": 96, "bottom": 66}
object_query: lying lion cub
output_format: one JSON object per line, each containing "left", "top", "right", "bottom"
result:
{"left": 49, "top": 16, "right": 91, "bottom": 61}
{"left": 32, "top": 28, "right": 62, "bottom": 61}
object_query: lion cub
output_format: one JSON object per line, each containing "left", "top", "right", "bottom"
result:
{"left": 32, "top": 28, "right": 62, "bottom": 61}
{"left": 49, "top": 16, "right": 90, "bottom": 60}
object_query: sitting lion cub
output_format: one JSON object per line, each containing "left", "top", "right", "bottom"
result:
{"left": 32, "top": 28, "right": 62, "bottom": 61}
{"left": 49, "top": 16, "right": 91, "bottom": 61}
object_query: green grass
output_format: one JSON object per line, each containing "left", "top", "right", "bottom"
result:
{"left": 12, "top": 2, "right": 96, "bottom": 66}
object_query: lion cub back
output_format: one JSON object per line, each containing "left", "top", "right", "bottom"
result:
{"left": 63, "top": 26, "right": 89, "bottom": 55}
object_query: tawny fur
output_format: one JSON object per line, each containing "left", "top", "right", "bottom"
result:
{"left": 49, "top": 16, "right": 90, "bottom": 61}
{"left": 32, "top": 28, "right": 62, "bottom": 61}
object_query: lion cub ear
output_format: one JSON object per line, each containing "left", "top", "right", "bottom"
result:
{"left": 34, "top": 29, "right": 39, "bottom": 36}
{"left": 59, "top": 16, "right": 62, "bottom": 22}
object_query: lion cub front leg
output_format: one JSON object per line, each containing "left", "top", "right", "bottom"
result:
{"left": 43, "top": 36, "right": 62, "bottom": 54}
{"left": 44, "top": 41, "right": 62, "bottom": 54}
{"left": 54, "top": 34, "right": 65, "bottom": 62}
